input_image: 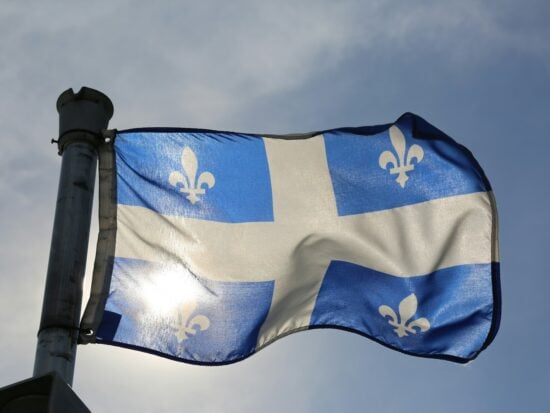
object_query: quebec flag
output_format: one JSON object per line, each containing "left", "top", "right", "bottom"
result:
{"left": 80, "top": 113, "right": 500, "bottom": 364}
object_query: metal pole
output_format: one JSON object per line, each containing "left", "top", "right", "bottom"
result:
{"left": 33, "top": 87, "right": 113, "bottom": 386}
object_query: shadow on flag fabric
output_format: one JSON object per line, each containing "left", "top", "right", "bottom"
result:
{"left": 80, "top": 113, "right": 500, "bottom": 364}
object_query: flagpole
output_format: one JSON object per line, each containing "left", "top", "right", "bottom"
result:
{"left": 33, "top": 87, "right": 113, "bottom": 385}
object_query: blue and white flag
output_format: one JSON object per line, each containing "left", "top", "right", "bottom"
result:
{"left": 80, "top": 113, "right": 500, "bottom": 364}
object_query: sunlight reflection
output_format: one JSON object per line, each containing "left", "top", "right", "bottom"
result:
{"left": 137, "top": 264, "right": 208, "bottom": 318}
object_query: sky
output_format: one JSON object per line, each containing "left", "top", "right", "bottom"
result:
{"left": 0, "top": 1, "right": 549, "bottom": 412}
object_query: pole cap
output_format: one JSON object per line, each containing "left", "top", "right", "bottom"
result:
{"left": 56, "top": 87, "right": 114, "bottom": 152}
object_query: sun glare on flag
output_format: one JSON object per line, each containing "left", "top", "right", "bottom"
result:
{"left": 137, "top": 265, "right": 207, "bottom": 318}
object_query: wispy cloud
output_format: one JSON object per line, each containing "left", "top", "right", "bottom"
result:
{"left": 3, "top": 1, "right": 547, "bottom": 129}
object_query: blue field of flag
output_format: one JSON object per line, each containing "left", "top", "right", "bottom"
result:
{"left": 97, "top": 258, "right": 274, "bottom": 363}
{"left": 115, "top": 131, "right": 274, "bottom": 223}
{"left": 324, "top": 115, "right": 489, "bottom": 215}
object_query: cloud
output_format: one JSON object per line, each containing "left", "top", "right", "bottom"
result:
{"left": 5, "top": 1, "right": 546, "bottom": 126}
{"left": 1, "top": 1, "right": 547, "bottom": 130}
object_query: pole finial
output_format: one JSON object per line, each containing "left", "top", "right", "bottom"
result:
{"left": 55, "top": 87, "right": 114, "bottom": 154}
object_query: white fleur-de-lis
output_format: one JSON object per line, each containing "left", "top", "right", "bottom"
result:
{"left": 172, "top": 299, "right": 210, "bottom": 343}
{"left": 378, "top": 125, "right": 424, "bottom": 188}
{"left": 169, "top": 147, "right": 215, "bottom": 204}
{"left": 378, "top": 294, "right": 430, "bottom": 338}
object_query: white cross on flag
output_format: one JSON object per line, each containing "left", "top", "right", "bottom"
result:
{"left": 80, "top": 113, "right": 500, "bottom": 364}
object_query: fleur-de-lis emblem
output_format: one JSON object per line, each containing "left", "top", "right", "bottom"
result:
{"left": 169, "top": 147, "right": 215, "bottom": 204}
{"left": 378, "top": 294, "right": 430, "bottom": 338}
{"left": 172, "top": 299, "right": 211, "bottom": 343}
{"left": 378, "top": 125, "right": 424, "bottom": 188}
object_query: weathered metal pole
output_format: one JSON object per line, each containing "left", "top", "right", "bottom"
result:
{"left": 33, "top": 87, "right": 113, "bottom": 386}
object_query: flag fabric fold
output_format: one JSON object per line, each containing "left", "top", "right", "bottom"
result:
{"left": 80, "top": 113, "right": 500, "bottom": 364}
